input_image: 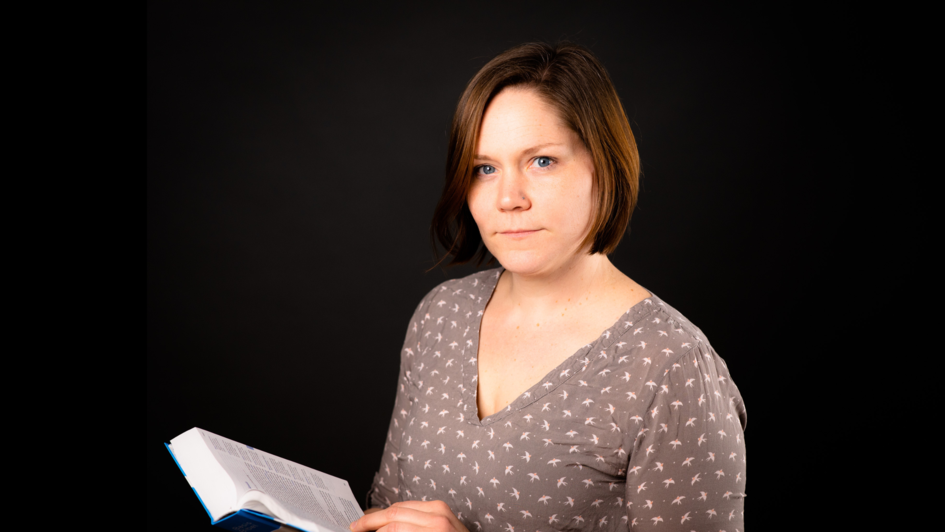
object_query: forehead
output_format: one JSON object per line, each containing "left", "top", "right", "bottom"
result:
{"left": 477, "top": 87, "right": 574, "bottom": 156}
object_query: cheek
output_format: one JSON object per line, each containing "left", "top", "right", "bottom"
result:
{"left": 551, "top": 181, "right": 593, "bottom": 234}
{"left": 466, "top": 187, "right": 487, "bottom": 228}
{"left": 466, "top": 189, "right": 480, "bottom": 224}
{"left": 569, "top": 199, "right": 594, "bottom": 236}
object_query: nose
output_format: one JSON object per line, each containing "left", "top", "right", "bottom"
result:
{"left": 497, "top": 169, "right": 530, "bottom": 212}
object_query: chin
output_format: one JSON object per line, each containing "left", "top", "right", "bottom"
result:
{"left": 492, "top": 249, "right": 558, "bottom": 277}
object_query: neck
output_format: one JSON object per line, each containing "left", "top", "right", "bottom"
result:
{"left": 496, "top": 252, "right": 619, "bottom": 318}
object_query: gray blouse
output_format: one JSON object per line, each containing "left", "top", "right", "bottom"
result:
{"left": 368, "top": 267, "right": 747, "bottom": 531}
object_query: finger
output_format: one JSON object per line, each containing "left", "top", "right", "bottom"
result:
{"left": 352, "top": 505, "right": 442, "bottom": 532}
{"left": 390, "top": 501, "right": 461, "bottom": 530}
{"left": 350, "top": 504, "right": 443, "bottom": 532}
{"left": 376, "top": 522, "right": 423, "bottom": 532}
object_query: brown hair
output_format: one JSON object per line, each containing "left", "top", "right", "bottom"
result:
{"left": 430, "top": 42, "right": 641, "bottom": 269}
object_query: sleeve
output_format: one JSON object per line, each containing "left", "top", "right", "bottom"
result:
{"left": 624, "top": 347, "right": 747, "bottom": 529}
{"left": 365, "top": 288, "right": 437, "bottom": 509}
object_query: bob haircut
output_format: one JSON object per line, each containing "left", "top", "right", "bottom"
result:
{"left": 431, "top": 42, "right": 640, "bottom": 268}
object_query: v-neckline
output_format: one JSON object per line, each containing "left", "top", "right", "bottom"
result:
{"left": 462, "top": 267, "right": 656, "bottom": 427}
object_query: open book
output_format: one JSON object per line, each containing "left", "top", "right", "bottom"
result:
{"left": 167, "top": 427, "right": 364, "bottom": 532}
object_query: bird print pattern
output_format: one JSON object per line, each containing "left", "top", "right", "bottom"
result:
{"left": 368, "top": 267, "right": 747, "bottom": 531}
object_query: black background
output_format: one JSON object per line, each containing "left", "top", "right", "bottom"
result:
{"left": 148, "top": 2, "right": 860, "bottom": 530}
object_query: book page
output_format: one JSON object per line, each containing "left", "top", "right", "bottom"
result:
{"left": 194, "top": 428, "right": 363, "bottom": 532}
{"left": 169, "top": 430, "right": 239, "bottom": 522}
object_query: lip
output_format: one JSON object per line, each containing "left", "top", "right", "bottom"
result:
{"left": 498, "top": 229, "right": 540, "bottom": 239}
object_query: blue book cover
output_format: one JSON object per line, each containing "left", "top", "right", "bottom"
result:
{"left": 213, "top": 510, "right": 283, "bottom": 532}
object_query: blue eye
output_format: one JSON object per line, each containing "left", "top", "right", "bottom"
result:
{"left": 478, "top": 165, "right": 496, "bottom": 175}
{"left": 535, "top": 157, "right": 552, "bottom": 168}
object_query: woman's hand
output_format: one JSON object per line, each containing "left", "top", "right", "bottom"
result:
{"left": 350, "top": 501, "right": 469, "bottom": 532}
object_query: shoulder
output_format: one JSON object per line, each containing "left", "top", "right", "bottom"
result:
{"left": 632, "top": 293, "right": 743, "bottom": 410}
{"left": 415, "top": 267, "right": 502, "bottom": 311}
{"left": 405, "top": 267, "right": 502, "bottom": 329}
{"left": 647, "top": 294, "right": 713, "bottom": 348}
{"left": 400, "top": 267, "right": 501, "bottom": 360}
{"left": 602, "top": 292, "right": 722, "bottom": 390}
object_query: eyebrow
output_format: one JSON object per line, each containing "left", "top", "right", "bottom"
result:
{"left": 474, "top": 142, "right": 565, "bottom": 162}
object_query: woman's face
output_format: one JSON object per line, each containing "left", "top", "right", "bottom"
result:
{"left": 468, "top": 86, "right": 596, "bottom": 277}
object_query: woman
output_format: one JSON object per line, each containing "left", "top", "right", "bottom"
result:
{"left": 351, "top": 42, "right": 747, "bottom": 532}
